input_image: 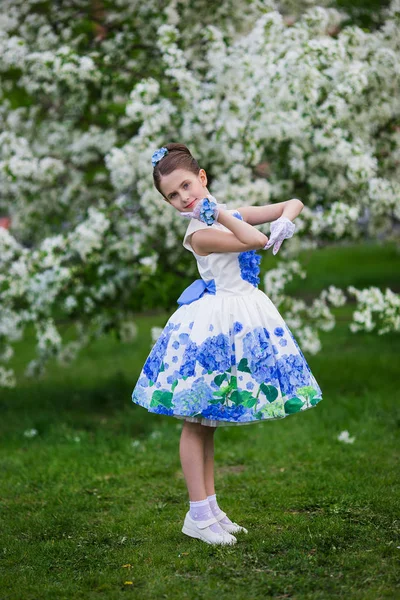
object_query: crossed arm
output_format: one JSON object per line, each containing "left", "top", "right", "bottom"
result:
{"left": 190, "top": 198, "right": 304, "bottom": 256}
{"left": 235, "top": 198, "right": 304, "bottom": 225}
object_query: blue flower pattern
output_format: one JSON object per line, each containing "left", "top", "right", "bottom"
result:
{"left": 132, "top": 317, "right": 323, "bottom": 424}
{"left": 242, "top": 326, "right": 277, "bottom": 384}
{"left": 143, "top": 321, "right": 174, "bottom": 382}
{"left": 232, "top": 211, "right": 261, "bottom": 287}
{"left": 198, "top": 333, "right": 231, "bottom": 373}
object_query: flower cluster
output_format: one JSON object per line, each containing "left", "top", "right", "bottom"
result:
{"left": 199, "top": 197, "right": 218, "bottom": 226}
{"left": 151, "top": 147, "right": 168, "bottom": 168}
{"left": 238, "top": 251, "right": 261, "bottom": 287}
{"left": 231, "top": 211, "right": 262, "bottom": 287}
{"left": 143, "top": 321, "right": 175, "bottom": 382}
{"left": 0, "top": 1, "right": 399, "bottom": 388}
{"left": 198, "top": 333, "right": 231, "bottom": 372}
{"left": 347, "top": 285, "right": 400, "bottom": 335}
{"left": 242, "top": 326, "right": 276, "bottom": 383}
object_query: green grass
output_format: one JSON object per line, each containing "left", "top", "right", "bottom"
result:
{"left": 0, "top": 242, "right": 399, "bottom": 599}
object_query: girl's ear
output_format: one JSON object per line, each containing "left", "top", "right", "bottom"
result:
{"left": 199, "top": 168, "right": 207, "bottom": 186}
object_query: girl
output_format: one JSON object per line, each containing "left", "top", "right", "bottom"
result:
{"left": 132, "top": 142, "right": 323, "bottom": 546}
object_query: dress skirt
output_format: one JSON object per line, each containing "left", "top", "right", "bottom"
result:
{"left": 131, "top": 288, "right": 323, "bottom": 427}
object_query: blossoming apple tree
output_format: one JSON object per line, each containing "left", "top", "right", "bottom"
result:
{"left": 0, "top": 0, "right": 399, "bottom": 388}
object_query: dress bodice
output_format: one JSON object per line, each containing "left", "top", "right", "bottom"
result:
{"left": 182, "top": 209, "right": 261, "bottom": 299}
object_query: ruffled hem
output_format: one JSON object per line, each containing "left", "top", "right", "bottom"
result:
{"left": 132, "top": 399, "right": 322, "bottom": 428}
{"left": 175, "top": 400, "right": 321, "bottom": 426}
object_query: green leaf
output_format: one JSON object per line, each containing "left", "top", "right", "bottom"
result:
{"left": 220, "top": 384, "right": 232, "bottom": 395}
{"left": 284, "top": 397, "right": 304, "bottom": 414}
{"left": 160, "top": 362, "right": 165, "bottom": 372}
{"left": 150, "top": 390, "right": 173, "bottom": 409}
{"left": 237, "top": 358, "right": 251, "bottom": 373}
{"left": 310, "top": 396, "right": 322, "bottom": 406}
{"left": 230, "top": 375, "right": 238, "bottom": 389}
{"left": 239, "top": 390, "right": 258, "bottom": 408}
{"left": 214, "top": 373, "right": 227, "bottom": 386}
{"left": 297, "top": 385, "right": 317, "bottom": 398}
{"left": 171, "top": 379, "right": 178, "bottom": 392}
{"left": 260, "top": 384, "right": 278, "bottom": 402}
{"left": 230, "top": 390, "right": 242, "bottom": 406}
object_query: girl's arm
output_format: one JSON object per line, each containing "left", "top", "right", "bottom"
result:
{"left": 216, "top": 210, "right": 268, "bottom": 246}
{"left": 235, "top": 199, "right": 304, "bottom": 226}
{"left": 190, "top": 210, "right": 268, "bottom": 255}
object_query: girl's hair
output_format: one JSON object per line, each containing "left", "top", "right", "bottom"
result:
{"left": 153, "top": 143, "right": 201, "bottom": 200}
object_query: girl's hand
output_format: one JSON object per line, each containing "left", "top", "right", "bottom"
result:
{"left": 180, "top": 195, "right": 227, "bottom": 225}
{"left": 263, "top": 216, "right": 296, "bottom": 255}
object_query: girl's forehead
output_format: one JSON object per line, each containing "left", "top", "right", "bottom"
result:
{"left": 161, "top": 169, "right": 197, "bottom": 195}
{"left": 162, "top": 169, "right": 195, "bottom": 185}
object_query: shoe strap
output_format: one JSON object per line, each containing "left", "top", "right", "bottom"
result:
{"left": 194, "top": 516, "right": 218, "bottom": 529}
{"left": 215, "top": 510, "right": 227, "bottom": 522}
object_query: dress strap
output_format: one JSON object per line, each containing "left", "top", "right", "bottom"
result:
{"left": 177, "top": 278, "right": 216, "bottom": 306}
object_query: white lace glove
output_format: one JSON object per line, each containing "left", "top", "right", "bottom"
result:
{"left": 263, "top": 216, "right": 296, "bottom": 255}
{"left": 179, "top": 195, "right": 227, "bottom": 226}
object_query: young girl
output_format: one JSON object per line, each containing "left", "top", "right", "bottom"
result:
{"left": 132, "top": 142, "right": 323, "bottom": 546}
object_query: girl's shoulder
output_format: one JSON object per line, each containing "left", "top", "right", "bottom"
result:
{"left": 182, "top": 218, "right": 209, "bottom": 252}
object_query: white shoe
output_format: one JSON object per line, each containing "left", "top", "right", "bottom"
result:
{"left": 215, "top": 510, "right": 248, "bottom": 535}
{"left": 182, "top": 511, "right": 237, "bottom": 545}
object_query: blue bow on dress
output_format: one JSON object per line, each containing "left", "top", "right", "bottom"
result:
{"left": 177, "top": 278, "right": 216, "bottom": 306}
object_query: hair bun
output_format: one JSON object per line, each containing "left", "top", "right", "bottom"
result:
{"left": 165, "top": 142, "right": 192, "bottom": 156}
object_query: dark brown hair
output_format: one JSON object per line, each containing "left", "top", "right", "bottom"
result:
{"left": 153, "top": 143, "right": 201, "bottom": 200}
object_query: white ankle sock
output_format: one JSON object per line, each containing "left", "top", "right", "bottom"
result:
{"left": 207, "top": 493, "right": 234, "bottom": 526}
{"left": 189, "top": 498, "right": 225, "bottom": 534}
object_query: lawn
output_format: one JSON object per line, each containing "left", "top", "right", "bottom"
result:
{"left": 0, "top": 241, "right": 399, "bottom": 599}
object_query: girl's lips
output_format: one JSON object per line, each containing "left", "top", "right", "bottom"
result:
{"left": 186, "top": 198, "right": 197, "bottom": 208}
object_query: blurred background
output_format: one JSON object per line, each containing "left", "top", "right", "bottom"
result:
{"left": 0, "top": 1, "right": 399, "bottom": 597}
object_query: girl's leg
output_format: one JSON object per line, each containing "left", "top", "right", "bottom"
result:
{"left": 203, "top": 425, "right": 217, "bottom": 496}
{"left": 179, "top": 420, "right": 209, "bottom": 501}
{"left": 202, "top": 426, "right": 247, "bottom": 532}
{"left": 180, "top": 421, "right": 230, "bottom": 537}
{"left": 179, "top": 421, "right": 242, "bottom": 540}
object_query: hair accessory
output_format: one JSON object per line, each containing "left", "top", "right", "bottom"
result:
{"left": 151, "top": 147, "right": 168, "bottom": 168}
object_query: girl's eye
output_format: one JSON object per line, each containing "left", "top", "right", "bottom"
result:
{"left": 170, "top": 182, "right": 189, "bottom": 199}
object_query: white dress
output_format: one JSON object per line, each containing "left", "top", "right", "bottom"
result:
{"left": 131, "top": 209, "right": 323, "bottom": 427}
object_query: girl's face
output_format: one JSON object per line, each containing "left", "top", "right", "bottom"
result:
{"left": 160, "top": 168, "right": 210, "bottom": 212}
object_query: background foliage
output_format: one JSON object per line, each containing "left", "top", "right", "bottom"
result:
{"left": 0, "top": 0, "right": 399, "bottom": 389}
